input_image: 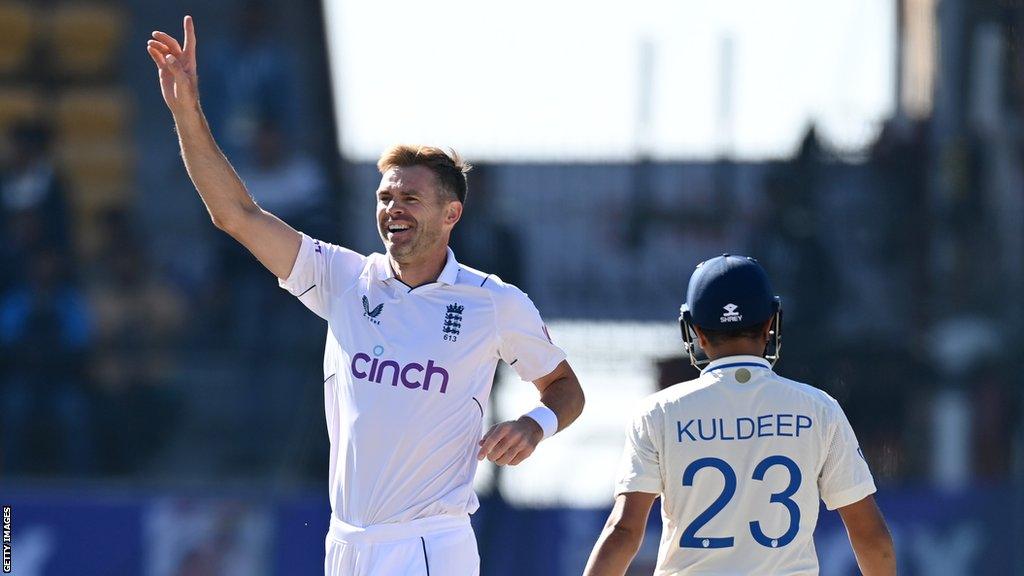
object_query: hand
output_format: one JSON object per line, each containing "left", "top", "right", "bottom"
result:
{"left": 477, "top": 417, "right": 544, "bottom": 466}
{"left": 146, "top": 15, "right": 199, "bottom": 116}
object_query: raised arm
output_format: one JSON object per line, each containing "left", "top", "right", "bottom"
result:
{"left": 837, "top": 495, "right": 897, "bottom": 575}
{"left": 146, "top": 16, "right": 300, "bottom": 280}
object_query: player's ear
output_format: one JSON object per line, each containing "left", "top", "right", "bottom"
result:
{"left": 445, "top": 200, "right": 463, "bottom": 226}
{"left": 694, "top": 326, "right": 710, "bottom": 350}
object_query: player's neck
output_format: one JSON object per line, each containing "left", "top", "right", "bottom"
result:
{"left": 704, "top": 344, "right": 767, "bottom": 361}
{"left": 389, "top": 246, "right": 449, "bottom": 288}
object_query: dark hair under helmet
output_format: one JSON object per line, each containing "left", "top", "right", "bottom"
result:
{"left": 679, "top": 254, "right": 782, "bottom": 367}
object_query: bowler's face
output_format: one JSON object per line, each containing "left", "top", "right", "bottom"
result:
{"left": 376, "top": 165, "right": 455, "bottom": 262}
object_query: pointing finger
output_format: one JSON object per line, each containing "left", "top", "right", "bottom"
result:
{"left": 183, "top": 15, "right": 196, "bottom": 57}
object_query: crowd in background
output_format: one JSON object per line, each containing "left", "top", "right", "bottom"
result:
{"left": 1, "top": 0, "right": 1021, "bottom": 492}
{"left": 0, "top": 0, "right": 332, "bottom": 478}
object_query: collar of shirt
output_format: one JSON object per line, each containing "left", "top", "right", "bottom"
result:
{"left": 373, "top": 247, "right": 461, "bottom": 287}
{"left": 701, "top": 355, "right": 772, "bottom": 376}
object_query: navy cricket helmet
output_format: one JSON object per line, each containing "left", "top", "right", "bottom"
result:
{"left": 679, "top": 254, "right": 782, "bottom": 367}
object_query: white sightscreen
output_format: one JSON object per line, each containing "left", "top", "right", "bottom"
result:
{"left": 322, "top": 0, "right": 896, "bottom": 161}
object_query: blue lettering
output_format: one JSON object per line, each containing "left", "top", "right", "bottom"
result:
{"left": 697, "top": 418, "right": 717, "bottom": 441}
{"left": 777, "top": 414, "right": 794, "bottom": 437}
{"left": 678, "top": 420, "right": 696, "bottom": 442}
{"left": 718, "top": 418, "right": 735, "bottom": 440}
{"left": 673, "top": 414, "right": 814, "bottom": 442}
{"left": 736, "top": 417, "right": 755, "bottom": 440}
{"left": 796, "top": 415, "right": 812, "bottom": 437}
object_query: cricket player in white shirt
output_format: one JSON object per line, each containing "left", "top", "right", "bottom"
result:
{"left": 584, "top": 255, "right": 895, "bottom": 576}
{"left": 146, "top": 17, "right": 585, "bottom": 575}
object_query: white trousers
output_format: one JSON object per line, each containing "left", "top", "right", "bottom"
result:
{"left": 324, "top": 514, "right": 480, "bottom": 576}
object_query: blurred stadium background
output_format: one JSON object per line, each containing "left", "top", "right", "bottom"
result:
{"left": 0, "top": 0, "right": 1021, "bottom": 574}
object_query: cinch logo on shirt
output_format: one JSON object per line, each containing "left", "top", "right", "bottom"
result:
{"left": 350, "top": 351, "right": 450, "bottom": 393}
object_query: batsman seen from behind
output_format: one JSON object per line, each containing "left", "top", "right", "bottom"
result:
{"left": 583, "top": 255, "right": 895, "bottom": 576}
{"left": 147, "top": 16, "right": 584, "bottom": 576}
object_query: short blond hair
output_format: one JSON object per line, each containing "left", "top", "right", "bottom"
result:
{"left": 377, "top": 145, "right": 471, "bottom": 203}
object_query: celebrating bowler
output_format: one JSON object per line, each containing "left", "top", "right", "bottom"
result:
{"left": 583, "top": 255, "right": 894, "bottom": 575}
{"left": 147, "top": 17, "right": 585, "bottom": 576}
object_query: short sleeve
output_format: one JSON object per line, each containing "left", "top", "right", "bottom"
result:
{"left": 818, "top": 405, "right": 877, "bottom": 510}
{"left": 493, "top": 285, "right": 566, "bottom": 382}
{"left": 614, "top": 408, "right": 664, "bottom": 496}
{"left": 278, "top": 233, "right": 366, "bottom": 320}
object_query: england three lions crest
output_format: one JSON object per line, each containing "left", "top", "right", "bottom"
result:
{"left": 443, "top": 302, "right": 464, "bottom": 342}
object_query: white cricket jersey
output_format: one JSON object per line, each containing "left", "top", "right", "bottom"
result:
{"left": 279, "top": 234, "right": 565, "bottom": 527}
{"left": 616, "top": 355, "right": 875, "bottom": 575}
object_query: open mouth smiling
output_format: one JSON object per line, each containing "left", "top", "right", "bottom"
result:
{"left": 385, "top": 221, "right": 414, "bottom": 239}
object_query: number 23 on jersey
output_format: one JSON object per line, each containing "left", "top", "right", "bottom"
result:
{"left": 680, "top": 455, "right": 802, "bottom": 550}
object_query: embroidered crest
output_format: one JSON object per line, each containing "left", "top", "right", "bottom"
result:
{"left": 443, "top": 302, "right": 464, "bottom": 342}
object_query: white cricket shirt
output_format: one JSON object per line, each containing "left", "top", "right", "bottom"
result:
{"left": 616, "top": 355, "right": 875, "bottom": 575}
{"left": 279, "top": 234, "right": 566, "bottom": 527}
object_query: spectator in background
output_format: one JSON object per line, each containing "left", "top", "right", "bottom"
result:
{"left": 89, "top": 209, "right": 184, "bottom": 473}
{"left": 749, "top": 127, "right": 838, "bottom": 379}
{"left": 203, "top": 0, "right": 298, "bottom": 163}
{"left": 238, "top": 118, "right": 326, "bottom": 228}
{"left": 0, "top": 247, "right": 94, "bottom": 475}
{"left": 0, "top": 120, "right": 73, "bottom": 291}
{"left": 199, "top": 117, "right": 329, "bottom": 468}
{"left": 867, "top": 120, "right": 930, "bottom": 331}
{"left": 214, "top": 116, "right": 328, "bottom": 351}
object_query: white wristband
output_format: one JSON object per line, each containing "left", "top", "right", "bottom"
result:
{"left": 523, "top": 405, "right": 559, "bottom": 439}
